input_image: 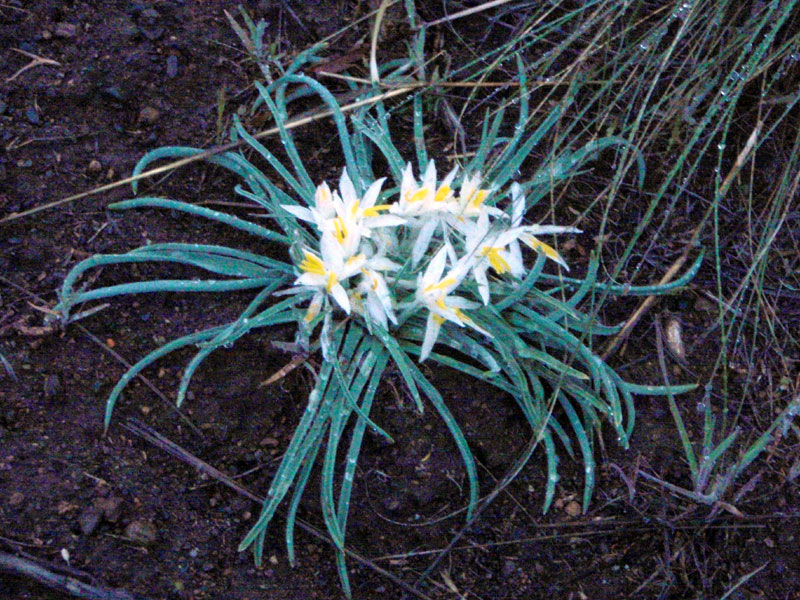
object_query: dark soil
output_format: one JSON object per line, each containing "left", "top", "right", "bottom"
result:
{"left": 2, "top": 2, "right": 800, "bottom": 599}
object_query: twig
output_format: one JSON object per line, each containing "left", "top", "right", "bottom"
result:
{"left": 6, "top": 48, "right": 61, "bottom": 83}
{"left": 416, "top": 428, "right": 544, "bottom": 585}
{"left": 122, "top": 418, "right": 433, "bottom": 600}
{"left": 601, "top": 121, "right": 762, "bottom": 359}
{"left": 0, "top": 85, "right": 417, "bottom": 224}
{"left": 0, "top": 274, "right": 203, "bottom": 438}
{"left": 75, "top": 325, "right": 204, "bottom": 439}
{"left": 0, "top": 550, "right": 152, "bottom": 600}
{"left": 421, "top": 0, "right": 514, "bottom": 28}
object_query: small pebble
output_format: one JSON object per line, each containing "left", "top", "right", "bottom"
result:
{"left": 166, "top": 55, "right": 178, "bottom": 78}
{"left": 87, "top": 159, "right": 102, "bottom": 174}
{"left": 139, "top": 8, "right": 164, "bottom": 41}
{"left": 125, "top": 519, "right": 158, "bottom": 546}
{"left": 95, "top": 495, "right": 123, "bottom": 522}
{"left": 138, "top": 106, "right": 160, "bottom": 124}
{"left": 54, "top": 23, "right": 77, "bottom": 38}
{"left": 564, "top": 500, "right": 582, "bottom": 517}
{"left": 79, "top": 506, "right": 102, "bottom": 535}
{"left": 9, "top": 491, "right": 25, "bottom": 507}
{"left": 26, "top": 108, "right": 40, "bottom": 125}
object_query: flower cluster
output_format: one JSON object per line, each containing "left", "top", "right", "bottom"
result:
{"left": 282, "top": 161, "right": 581, "bottom": 361}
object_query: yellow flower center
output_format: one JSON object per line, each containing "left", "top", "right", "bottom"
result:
{"left": 409, "top": 188, "right": 430, "bottom": 204}
{"left": 434, "top": 184, "right": 452, "bottom": 203}
{"left": 363, "top": 204, "right": 392, "bottom": 217}
{"left": 300, "top": 251, "right": 325, "bottom": 275}
{"left": 332, "top": 217, "right": 348, "bottom": 244}
{"left": 424, "top": 275, "right": 457, "bottom": 294}
{"left": 469, "top": 189, "right": 488, "bottom": 210}
{"left": 326, "top": 271, "right": 338, "bottom": 292}
{"left": 482, "top": 246, "right": 510, "bottom": 274}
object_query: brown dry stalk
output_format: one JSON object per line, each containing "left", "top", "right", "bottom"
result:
{"left": 601, "top": 120, "right": 763, "bottom": 359}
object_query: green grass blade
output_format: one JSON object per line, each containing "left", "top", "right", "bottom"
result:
{"left": 110, "top": 198, "right": 289, "bottom": 243}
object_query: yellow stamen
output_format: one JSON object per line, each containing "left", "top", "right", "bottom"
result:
{"left": 424, "top": 276, "right": 457, "bottom": 294}
{"left": 435, "top": 296, "right": 448, "bottom": 312}
{"left": 469, "top": 189, "right": 488, "bottom": 209}
{"left": 521, "top": 235, "right": 564, "bottom": 264}
{"left": 326, "top": 271, "right": 338, "bottom": 292}
{"left": 454, "top": 308, "right": 472, "bottom": 324}
{"left": 350, "top": 199, "right": 360, "bottom": 219}
{"left": 300, "top": 251, "right": 325, "bottom": 275}
{"left": 304, "top": 297, "right": 322, "bottom": 322}
{"left": 345, "top": 253, "right": 365, "bottom": 268}
{"left": 333, "top": 217, "right": 347, "bottom": 244}
{"left": 433, "top": 314, "right": 445, "bottom": 325}
{"left": 434, "top": 184, "right": 452, "bottom": 203}
{"left": 363, "top": 204, "right": 392, "bottom": 217}
{"left": 409, "top": 188, "right": 430, "bottom": 203}
{"left": 483, "top": 247, "right": 510, "bottom": 274}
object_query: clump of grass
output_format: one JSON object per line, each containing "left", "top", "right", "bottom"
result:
{"left": 49, "top": 0, "right": 800, "bottom": 595}
{"left": 48, "top": 3, "right": 703, "bottom": 595}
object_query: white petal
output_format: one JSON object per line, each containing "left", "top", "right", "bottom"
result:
{"left": 420, "top": 312, "right": 442, "bottom": 362}
{"left": 365, "top": 294, "right": 388, "bottom": 329}
{"left": 464, "top": 316, "right": 492, "bottom": 338}
{"left": 296, "top": 272, "right": 325, "bottom": 288}
{"left": 339, "top": 169, "right": 358, "bottom": 206}
{"left": 447, "top": 296, "right": 481, "bottom": 309}
{"left": 315, "top": 182, "right": 335, "bottom": 217}
{"left": 506, "top": 244, "right": 525, "bottom": 277}
{"left": 320, "top": 232, "right": 346, "bottom": 272}
{"left": 367, "top": 215, "right": 406, "bottom": 228}
{"left": 281, "top": 205, "right": 315, "bottom": 223}
{"left": 332, "top": 189, "right": 348, "bottom": 218}
{"left": 366, "top": 256, "right": 401, "bottom": 271}
{"left": 330, "top": 283, "right": 351, "bottom": 313}
{"left": 400, "top": 163, "right": 416, "bottom": 201}
{"left": 362, "top": 177, "right": 386, "bottom": 209}
{"left": 342, "top": 253, "right": 367, "bottom": 279}
{"left": 412, "top": 218, "right": 438, "bottom": 266}
{"left": 373, "top": 275, "right": 397, "bottom": 323}
{"left": 432, "top": 301, "right": 465, "bottom": 327}
{"left": 523, "top": 224, "right": 582, "bottom": 235}
{"left": 494, "top": 227, "right": 521, "bottom": 248}
{"left": 422, "top": 159, "right": 437, "bottom": 190}
{"left": 423, "top": 247, "right": 449, "bottom": 287}
{"left": 474, "top": 264, "right": 490, "bottom": 305}
{"left": 441, "top": 166, "right": 458, "bottom": 189}
{"left": 460, "top": 173, "right": 479, "bottom": 203}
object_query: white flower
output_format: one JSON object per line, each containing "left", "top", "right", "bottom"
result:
{"left": 415, "top": 247, "right": 490, "bottom": 361}
{"left": 357, "top": 264, "right": 398, "bottom": 329}
{"left": 326, "top": 170, "right": 403, "bottom": 256}
{"left": 294, "top": 232, "right": 365, "bottom": 319}
{"left": 390, "top": 160, "right": 458, "bottom": 219}
{"left": 464, "top": 210, "right": 526, "bottom": 305}
{"left": 387, "top": 161, "right": 460, "bottom": 265}
{"left": 451, "top": 172, "right": 504, "bottom": 221}
{"left": 281, "top": 181, "right": 336, "bottom": 230}
{"left": 508, "top": 183, "right": 581, "bottom": 271}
